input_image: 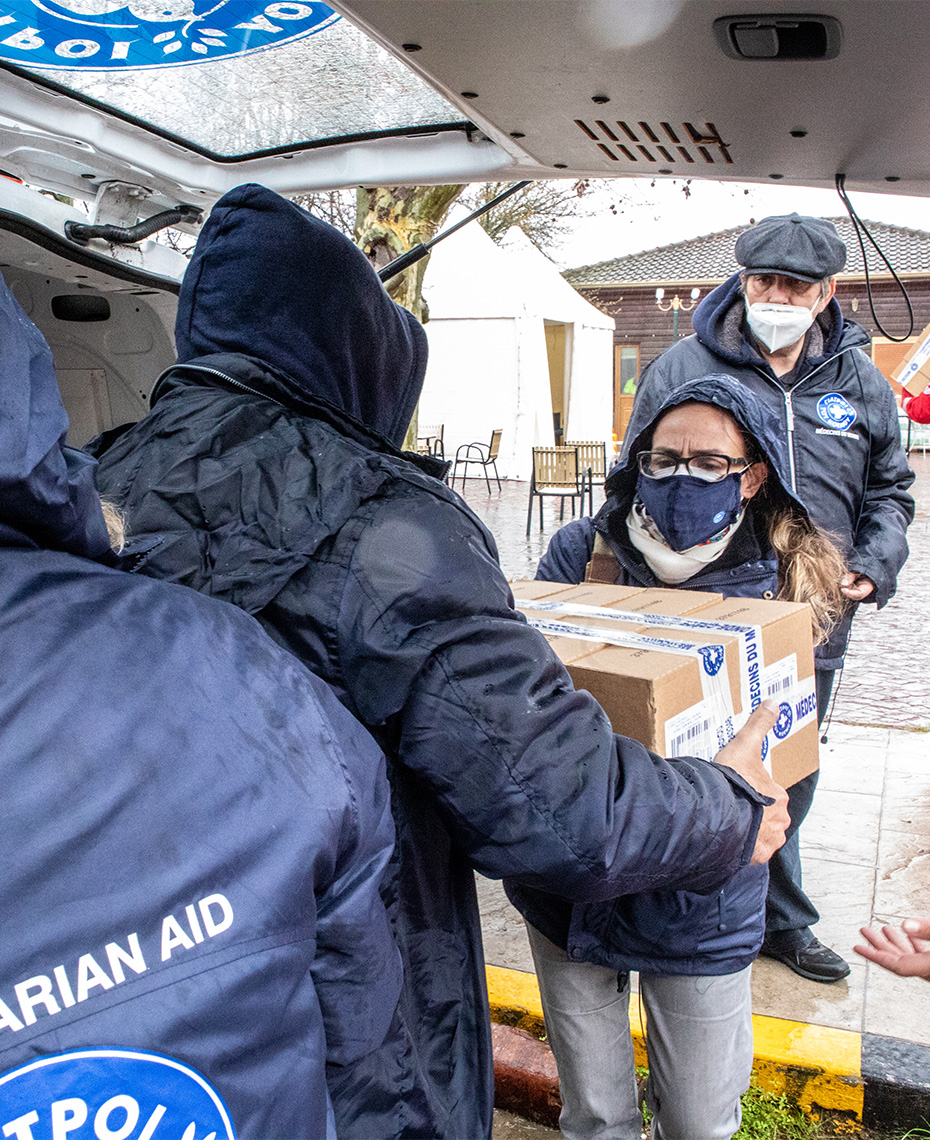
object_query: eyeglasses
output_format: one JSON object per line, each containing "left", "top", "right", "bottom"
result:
{"left": 637, "top": 450, "right": 754, "bottom": 482}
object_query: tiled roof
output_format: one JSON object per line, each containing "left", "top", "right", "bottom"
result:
{"left": 564, "top": 218, "right": 930, "bottom": 287}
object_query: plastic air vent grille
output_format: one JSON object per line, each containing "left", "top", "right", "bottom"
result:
{"left": 574, "top": 119, "right": 733, "bottom": 166}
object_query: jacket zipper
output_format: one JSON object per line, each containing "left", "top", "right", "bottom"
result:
{"left": 751, "top": 344, "right": 860, "bottom": 495}
{"left": 152, "top": 363, "right": 288, "bottom": 409}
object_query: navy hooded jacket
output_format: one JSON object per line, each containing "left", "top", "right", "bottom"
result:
{"left": 93, "top": 185, "right": 771, "bottom": 1140}
{"left": 514, "top": 376, "right": 812, "bottom": 976}
{"left": 0, "top": 271, "right": 401, "bottom": 1139}
{"left": 620, "top": 271, "right": 915, "bottom": 669}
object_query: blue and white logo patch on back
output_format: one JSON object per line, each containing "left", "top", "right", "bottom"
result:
{"left": 0, "top": 1048, "right": 236, "bottom": 1139}
{"left": 0, "top": 3, "right": 338, "bottom": 70}
{"left": 817, "top": 393, "right": 857, "bottom": 432}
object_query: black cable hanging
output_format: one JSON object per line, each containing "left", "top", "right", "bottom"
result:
{"left": 377, "top": 180, "right": 531, "bottom": 284}
{"left": 65, "top": 203, "right": 203, "bottom": 246}
{"left": 834, "top": 173, "right": 914, "bottom": 341}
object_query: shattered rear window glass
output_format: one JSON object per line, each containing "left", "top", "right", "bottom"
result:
{"left": 0, "top": 3, "right": 463, "bottom": 157}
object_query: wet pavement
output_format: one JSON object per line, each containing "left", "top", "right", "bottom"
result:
{"left": 457, "top": 453, "right": 930, "bottom": 1084}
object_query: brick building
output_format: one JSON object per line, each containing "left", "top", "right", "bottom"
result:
{"left": 564, "top": 218, "right": 930, "bottom": 438}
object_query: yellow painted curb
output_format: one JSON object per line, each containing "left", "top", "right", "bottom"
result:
{"left": 487, "top": 964, "right": 863, "bottom": 1124}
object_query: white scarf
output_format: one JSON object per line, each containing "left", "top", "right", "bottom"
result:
{"left": 626, "top": 500, "right": 743, "bottom": 585}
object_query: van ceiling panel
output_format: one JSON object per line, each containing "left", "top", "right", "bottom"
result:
{"left": 335, "top": 0, "right": 930, "bottom": 197}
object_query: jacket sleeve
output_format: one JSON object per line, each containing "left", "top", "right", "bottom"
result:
{"left": 331, "top": 490, "right": 767, "bottom": 902}
{"left": 848, "top": 363, "right": 916, "bottom": 607}
{"left": 309, "top": 682, "right": 402, "bottom": 1067}
{"left": 535, "top": 517, "right": 596, "bottom": 584}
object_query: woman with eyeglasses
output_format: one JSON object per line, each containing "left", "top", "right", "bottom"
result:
{"left": 507, "top": 374, "right": 846, "bottom": 1140}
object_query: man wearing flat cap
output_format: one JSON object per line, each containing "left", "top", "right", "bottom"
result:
{"left": 622, "top": 213, "right": 915, "bottom": 984}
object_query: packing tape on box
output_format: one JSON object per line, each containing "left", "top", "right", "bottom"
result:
{"left": 897, "top": 333, "right": 930, "bottom": 391}
{"left": 516, "top": 598, "right": 763, "bottom": 720}
{"left": 516, "top": 598, "right": 817, "bottom": 764}
{"left": 760, "top": 654, "right": 818, "bottom": 755}
{"left": 522, "top": 613, "right": 737, "bottom": 752}
{"left": 666, "top": 661, "right": 817, "bottom": 761}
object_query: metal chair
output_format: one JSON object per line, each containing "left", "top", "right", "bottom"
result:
{"left": 416, "top": 423, "right": 444, "bottom": 459}
{"left": 451, "top": 429, "right": 503, "bottom": 492}
{"left": 564, "top": 439, "right": 608, "bottom": 514}
{"left": 526, "top": 446, "right": 589, "bottom": 534}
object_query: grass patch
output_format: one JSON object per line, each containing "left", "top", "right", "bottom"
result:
{"left": 637, "top": 1073, "right": 819, "bottom": 1138}
{"left": 734, "top": 1085, "right": 819, "bottom": 1140}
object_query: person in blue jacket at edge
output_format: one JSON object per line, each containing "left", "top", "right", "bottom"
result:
{"left": 620, "top": 214, "right": 916, "bottom": 985}
{"left": 91, "top": 183, "right": 788, "bottom": 1140}
{"left": 0, "top": 271, "right": 402, "bottom": 1139}
{"left": 518, "top": 374, "right": 847, "bottom": 1139}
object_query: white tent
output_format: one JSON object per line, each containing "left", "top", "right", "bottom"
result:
{"left": 418, "top": 212, "right": 615, "bottom": 481}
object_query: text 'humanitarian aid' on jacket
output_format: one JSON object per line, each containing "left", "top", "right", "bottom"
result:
{"left": 0, "top": 896, "right": 233, "bottom": 1036}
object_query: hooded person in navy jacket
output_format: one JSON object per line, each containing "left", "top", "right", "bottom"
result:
{"left": 521, "top": 375, "right": 847, "bottom": 1139}
{"left": 0, "top": 271, "right": 402, "bottom": 1139}
{"left": 621, "top": 214, "right": 915, "bottom": 985}
{"left": 92, "top": 184, "right": 787, "bottom": 1140}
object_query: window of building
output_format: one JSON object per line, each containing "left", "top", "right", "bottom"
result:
{"left": 616, "top": 344, "right": 640, "bottom": 393}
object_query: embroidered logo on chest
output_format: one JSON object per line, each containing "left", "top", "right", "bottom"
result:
{"left": 816, "top": 393, "right": 857, "bottom": 432}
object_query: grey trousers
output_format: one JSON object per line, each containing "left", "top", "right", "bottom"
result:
{"left": 526, "top": 924, "right": 753, "bottom": 1140}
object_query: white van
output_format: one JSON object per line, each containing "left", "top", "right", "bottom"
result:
{"left": 0, "top": 0, "right": 923, "bottom": 441}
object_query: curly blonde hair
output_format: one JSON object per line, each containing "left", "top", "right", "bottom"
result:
{"left": 100, "top": 499, "right": 126, "bottom": 553}
{"left": 768, "top": 509, "right": 847, "bottom": 645}
{"left": 739, "top": 425, "right": 847, "bottom": 645}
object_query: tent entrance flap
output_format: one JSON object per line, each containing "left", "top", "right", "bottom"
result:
{"left": 545, "top": 320, "right": 572, "bottom": 443}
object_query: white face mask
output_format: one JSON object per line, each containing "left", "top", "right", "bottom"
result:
{"left": 744, "top": 297, "right": 817, "bottom": 353}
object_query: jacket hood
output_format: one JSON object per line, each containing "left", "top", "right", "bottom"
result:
{"left": 606, "top": 373, "right": 803, "bottom": 515}
{"left": 691, "top": 271, "right": 867, "bottom": 367}
{"left": 174, "top": 183, "right": 428, "bottom": 447}
{"left": 0, "top": 272, "right": 110, "bottom": 557}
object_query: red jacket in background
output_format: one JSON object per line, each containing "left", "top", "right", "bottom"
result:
{"left": 903, "top": 383, "right": 930, "bottom": 424}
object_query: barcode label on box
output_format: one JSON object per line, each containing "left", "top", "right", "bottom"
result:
{"left": 665, "top": 702, "right": 718, "bottom": 761}
{"left": 762, "top": 654, "right": 798, "bottom": 701}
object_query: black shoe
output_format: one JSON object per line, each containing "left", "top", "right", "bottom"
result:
{"left": 760, "top": 932, "right": 851, "bottom": 983}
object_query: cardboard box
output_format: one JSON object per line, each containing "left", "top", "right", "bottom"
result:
{"left": 512, "top": 580, "right": 818, "bottom": 788}
{"left": 892, "top": 321, "right": 930, "bottom": 397}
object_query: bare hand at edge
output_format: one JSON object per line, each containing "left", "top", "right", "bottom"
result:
{"left": 841, "top": 571, "right": 875, "bottom": 601}
{"left": 855, "top": 919, "right": 930, "bottom": 980}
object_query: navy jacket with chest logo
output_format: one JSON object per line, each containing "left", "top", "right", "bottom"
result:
{"left": 621, "top": 272, "right": 915, "bottom": 669}
{"left": 510, "top": 376, "right": 805, "bottom": 977}
{"left": 0, "top": 272, "right": 401, "bottom": 1139}
{"left": 93, "top": 184, "right": 771, "bottom": 1140}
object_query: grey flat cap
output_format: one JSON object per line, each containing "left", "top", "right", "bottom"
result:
{"left": 735, "top": 213, "right": 846, "bottom": 281}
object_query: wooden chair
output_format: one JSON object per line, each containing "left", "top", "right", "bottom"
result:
{"left": 451, "top": 429, "right": 503, "bottom": 492}
{"left": 526, "top": 446, "right": 589, "bottom": 534}
{"left": 416, "top": 423, "right": 444, "bottom": 459}
{"left": 564, "top": 439, "right": 608, "bottom": 514}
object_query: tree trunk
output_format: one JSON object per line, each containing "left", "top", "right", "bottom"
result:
{"left": 354, "top": 185, "right": 465, "bottom": 447}
{"left": 355, "top": 185, "right": 464, "bottom": 323}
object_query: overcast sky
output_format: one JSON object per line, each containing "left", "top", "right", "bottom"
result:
{"left": 551, "top": 177, "right": 930, "bottom": 271}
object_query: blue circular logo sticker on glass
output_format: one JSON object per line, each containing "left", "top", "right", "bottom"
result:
{"left": 698, "top": 645, "right": 725, "bottom": 676}
{"left": 0, "top": 1048, "right": 236, "bottom": 1139}
{"left": 772, "top": 701, "right": 793, "bottom": 740}
{"left": 816, "top": 393, "right": 857, "bottom": 432}
{"left": 0, "top": 2, "right": 338, "bottom": 70}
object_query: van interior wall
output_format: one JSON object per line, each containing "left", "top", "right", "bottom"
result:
{"left": 2, "top": 261, "right": 177, "bottom": 447}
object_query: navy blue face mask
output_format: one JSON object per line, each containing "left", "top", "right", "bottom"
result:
{"left": 635, "top": 470, "right": 744, "bottom": 552}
